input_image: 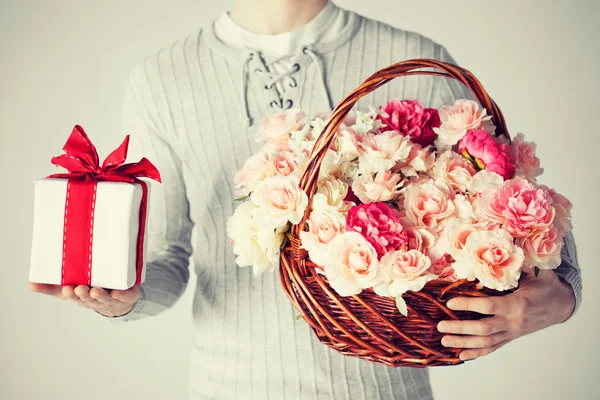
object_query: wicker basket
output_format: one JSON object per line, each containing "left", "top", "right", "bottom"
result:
{"left": 280, "top": 59, "right": 515, "bottom": 368}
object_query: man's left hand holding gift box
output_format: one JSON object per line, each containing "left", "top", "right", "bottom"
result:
{"left": 28, "top": 125, "right": 161, "bottom": 317}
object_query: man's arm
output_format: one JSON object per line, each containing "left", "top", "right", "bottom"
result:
{"left": 104, "top": 64, "right": 195, "bottom": 322}
{"left": 432, "top": 43, "right": 583, "bottom": 318}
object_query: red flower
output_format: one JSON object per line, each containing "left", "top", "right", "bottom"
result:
{"left": 376, "top": 99, "right": 440, "bottom": 146}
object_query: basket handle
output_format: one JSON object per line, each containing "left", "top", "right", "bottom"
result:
{"left": 293, "top": 58, "right": 509, "bottom": 238}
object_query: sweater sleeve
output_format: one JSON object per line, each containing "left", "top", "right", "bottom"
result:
{"left": 101, "top": 66, "right": 194, "bottom": 323}
{"left": 432, "top": 44, "right": 583, "bottom": 320}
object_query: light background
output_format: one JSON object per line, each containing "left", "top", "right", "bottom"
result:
{"left": 1, "top": 1, "right": 598, "bottom": 399}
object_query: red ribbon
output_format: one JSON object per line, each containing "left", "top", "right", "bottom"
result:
{"left": 48, "top": 125, "right": 161, "bottom": 287}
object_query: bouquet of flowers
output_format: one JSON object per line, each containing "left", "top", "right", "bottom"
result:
{"left": 226, "top": 59, "right": 573, "bottom": 366}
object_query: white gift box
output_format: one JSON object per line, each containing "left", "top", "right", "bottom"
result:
{"left": 29, "top": 178, "right": 149, "bottom": 290}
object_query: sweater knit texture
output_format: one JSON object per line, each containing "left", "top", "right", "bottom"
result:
{"left": 110, "top": 4, "right": 582, "bottom": 400}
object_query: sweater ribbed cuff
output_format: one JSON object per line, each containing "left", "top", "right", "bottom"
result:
{"left": 553, "top": 261, "right": 582, "bottom": 322}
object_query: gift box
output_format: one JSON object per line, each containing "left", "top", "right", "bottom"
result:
{"left": 29, "top": 126, "right": 161, "bottom": 290}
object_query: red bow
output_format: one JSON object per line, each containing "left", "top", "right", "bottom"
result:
{"left": 48, "top": 125, "right": 161, "bottom": 183}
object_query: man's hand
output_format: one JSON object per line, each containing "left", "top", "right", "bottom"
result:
{"left": 437, "top": 269, "right": 576, "bottom": 361}
{"left": 28, "top": 282, "right": 139, "bottom": 317}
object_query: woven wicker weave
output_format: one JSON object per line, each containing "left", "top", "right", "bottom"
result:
{"left": 279, "top": 59, "right": 514, "bottom": 368}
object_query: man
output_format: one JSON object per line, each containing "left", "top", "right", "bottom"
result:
{"left": 29, "top": 1, "right": 582, "bottom": 398}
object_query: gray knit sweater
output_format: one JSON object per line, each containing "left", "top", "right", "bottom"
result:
{"left": 110, "top": 5, "right": 582, "bottom": 400}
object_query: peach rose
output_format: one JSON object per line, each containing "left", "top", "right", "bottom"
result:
{"left": 358, "top": 130, "right": 413, "bottom": 174}
{"left": 373, "top": 249, "right": 437, "bottom": 315}
{"left": 300, "top": 194, "right": 347, "bottom": 266}
{"left": 484, "top": 177, "right": 555, "bottom": 238}
{"left": 434, "top": 99, "right": 495, "bottom": 150}
{"left": 405, "top": 226, "right": 437, "bottom": 254}
{"left": 432, "top": 150, "right": 477, "bottom": 192}
{"left": 252, "top": 175, "right": 308, "bottom": 230}
{"left": 517, "top": 225, "right": 563, "bottom": 270}
{"left": 257, "top": 108, "right": 306, "bottom": 144}
{"left": 402, "top": 178, "right": 456, "bottom": 232}
{"left": 233, "top": 152, "right": 273, "bottom": 196}
{"left": 351, "top": 171, "right": 404, "bottom": 203}
{"left": 507, "top": 133, "right": 543, "bottom": 181}
{"left": 324, "top": 232, "right": 382, "bottom": 296}
{"left": 453, "top": 229, "right": 524, "bottom": 291}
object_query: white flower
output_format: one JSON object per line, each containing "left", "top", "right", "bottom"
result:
{"left": 316, "top": 178, "right": 348, "bottom": 209}
{"left": 319, "top": 148, "right": 351, "bottom": 180}
{"left": 323, "top": 232, "right": 382, "bottom": 296}
{"left": 256, "top": 108, "right": 306, "bottom": 144}
{"left": 351, "top": 171, "right": 404, "bottom": 203}
{"left": 227, "top": 201, "right": 284, "bottom": 276}
{"left": 351, "top": 109, "right": 381, "bottom": 135}
{"left": 252, "top": 175, "right": 308, "bottom": 230}
{"left": 358, "top": 131, "right": 413, "bottom": 174}
{"left": 300, "top": 194, "right": 346, "bottom": 265}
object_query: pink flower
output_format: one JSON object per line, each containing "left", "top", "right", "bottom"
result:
{"left": 484, "top": 177, "right": 555, "bottom": 238}
{"left": 517, "top": 225, "right": 563, "bottom": 270}
{"left": 346, "top": 202, "right": 408, "bottom": 259}
{"left": 506, "top": 133, "right": 543, "bottom": 181}
{"left": 539, "top": 185, "right": 573, "bottom": 232}
{"left": 458, "top": 129, "right": 515, "bottom": 180}
{"left": 402, "top": 179, "right": 456, "bottom": 232}
{"left": 428, "top": 254, "right": 458, "bottom": 282}
{"left": 434, "top": 99, "right": 495, "bottom": 150}
{"left": 453, "top": 229, "right": 524, "bottom": 290}
{"left": 376, "top": 99, "right": 440, "bottom": 146}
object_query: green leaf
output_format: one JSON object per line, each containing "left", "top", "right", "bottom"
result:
{"left": 534, "top": 266, "right": 540, "bottom": 277}
{"left": 234, "top": 193, "right": 251, "bottom": 202}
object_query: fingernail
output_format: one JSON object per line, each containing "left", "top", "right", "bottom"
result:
{"left": 441, "top": 336, "right": 452, "bottom": 347}
{"left": 437, "top": 322, "right": 448, "bottom": 332}
{"left": 447, "top": 300, "right": 456, "bottom": 309}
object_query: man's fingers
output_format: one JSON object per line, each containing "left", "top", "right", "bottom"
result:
{"left": 74, "top": 285, "right": 97, "bottom": 304}
{"left": 89, "top": 287, "right": 113, "bottom": 304}
{"left": 110, "top": 287, "right": 139, "bottom": 304}
{"left": 28, "top": 282, "right": 63, "bottom": 297}
{"left": 441, "top": 331, "right": 511, "bottom": 349}
{"left": 437, "top": 316, "right": 506, "bottom": 336}
{"left": 61, "top": 285, "right": 79, "bottom": 301}
{"left": 459, "top": 339, "right": 512, "bottom": 361}
{"left": 446, "top": 296, "right": 507, "bottom": 315}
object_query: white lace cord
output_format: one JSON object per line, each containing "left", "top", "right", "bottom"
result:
{"left": 242, "top": 52, "right": 255, "bottom": 127}
{"left": 303, "top": 47, "right": 334, "bottom": 111}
